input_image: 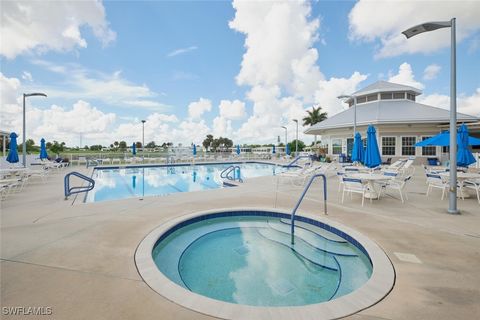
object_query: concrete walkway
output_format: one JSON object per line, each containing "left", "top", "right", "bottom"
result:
{"left": 1, "top": 165, "right": 479, "bottom": 319}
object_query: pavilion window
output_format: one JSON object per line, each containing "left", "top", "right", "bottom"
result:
{"left": 381, "top": 137, "right": 396, "bottom": 156}
{"left": 393, "top": 92, "right": 405, "bottom": 99}
{"left": 367, "top": 94, "right": 378, "bottom": 102}
{"left": 380, "top": 92, "right": 393, "bottom": 100}
{"left": 421, "top": 137, "right": 436, "bottom": 156}
{"left": 401, "top": 136, "right": 416, "bottom": 156}
{"left": 407, "top": 93, "right": 416, "bottom": 101}
{"left": 356, "top": 96, "right": 367, "bottom": 104}
{"left": 332, "top": 139, "right": 342, "bottom": 154}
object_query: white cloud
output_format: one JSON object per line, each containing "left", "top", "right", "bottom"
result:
{"left": 167, "top": 46, "right": 198, "bottom": 57}
{"left": 388, "top": 62, "right": 424, "bottom": 90}
{"left": 188, "top": 98, "right": 212, "bottom": 119}
{"left": 21, "top": 71, "right": 33, "bottom": 82}
{"left": 419, "top": 89, "right": 480, "bottom": 117}
{"left": 218, "top": 100, "right": 246, "bottom": 120}
{"left": 348, "top": 0, "right": 480, "bottom": 58}
{"left": 1, "top": 0, "right": 116, "bottom": 59}
{"left": 423, "top": 64, "right": 441, "bottom": 80}
{"left": 29, "top": 60, "right": 169, "bottom": 111}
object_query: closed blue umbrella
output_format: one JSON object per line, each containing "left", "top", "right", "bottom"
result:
{"left": 351, "top": 132, "right": 364, "bottom": 163}
{"left": 457, "top": 124, "right": 476, "bottom": 167}
{"left": 40, "top": 138, "right": 48, "bottom": 160}
{"left": 272, "top": 145, "right": 276, "bottom": 154}
{"left": 132, "top": 175, "right": 136, "bottom": 189}
{"left": 286, "top": 144, "right": 291, "bottom": 155}
{"left": 236, "top": 145, "right": 240, "bottom": 155}
{"left": 193, "top": 144, "right": 197, "bottom": 156}
{"left": 363, "top": 125, "right": 382, "bottom": 168}
{"left": 6, "top": 132, "right": 19, "bottom": 164}
{"left": 132, "top": 143, "right": 136, "bottom": 155}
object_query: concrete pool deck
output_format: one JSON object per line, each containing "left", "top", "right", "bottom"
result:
{"left": 1, "top": 164, "right": 479, "bottom": 319}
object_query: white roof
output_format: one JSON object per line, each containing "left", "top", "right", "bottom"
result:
{"left": 352, "top": 80, "right": 422, "bottom": 96}
{"left": 305, "top": 99, "right": 479, "bottom": 134}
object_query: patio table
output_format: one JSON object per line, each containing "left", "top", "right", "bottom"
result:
{"left": 439, "top": 172, "right": 480, "bottom": 198}
{"left": 350, "top": 173, "right": 394, "bottom": 199}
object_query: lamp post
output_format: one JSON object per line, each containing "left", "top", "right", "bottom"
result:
{"left": 338, "top": 94, "right": 357, "bottom": 137}
{"left": 22, "top": 92, "right": 47, "bottom": 167}
{"left": 281, "top": 126, "right": 288, "bottom": 154}
{"left": 141, "top": 120, "right": 146, "bottom": 162}
{"left": 402, "top": 18, "right": 458, "bottom": 214}
{"left": 293, "top": 119, "right": 298, "bottom": 157}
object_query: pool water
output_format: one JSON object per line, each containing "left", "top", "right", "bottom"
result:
{"left": 152, "top": 215, "right": 372, "bottom": 306}
{"left": 86, "top": 162, "right": 287, "bottom": 203}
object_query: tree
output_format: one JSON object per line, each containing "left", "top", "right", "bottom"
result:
{"left": 302, "top": 106, "right": 327, "bottom": 126}
{"left": 288, "top": 139, "right": 306, "bottom": 153}
{"left": 50, "top": 141, "right": 66, "bottom": 154}
{"left": 89, "top": 145, "right": 102, "bottom": 151}
{"left": 202, "top": 134, "right": 214, "bottom": 149}
{"left": 114, "top": 141, "right": 119, "bottom": 148}
{"left": 119, "top": 141, "right": 127, "bottom": 150}
{"left": 135, "top": 141, "right": 142, "bottom": 148}
{"left": 146, "top": 141, "right": 156, "bottom": 148}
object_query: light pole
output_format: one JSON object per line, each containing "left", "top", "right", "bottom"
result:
{"left": 22, "top": 92, "right": 47, "bottom": 167}
{"left": 338, "top": 94, "right": 357, "bottom": 137}
{"left": 402, "top": 18, "right": 458, "bottom": 214}
{"left": 293, "top": 119, "right": 298, "bottom": 157}
{"left": 281, "top": 126, "right": 288, "bottom": 154}
{"left": 141, "top": 120, "right": 146, "bottom": 162}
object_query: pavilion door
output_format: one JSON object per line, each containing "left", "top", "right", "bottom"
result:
{"left": 346, "top": 138, "right": 354, "bottom": 159}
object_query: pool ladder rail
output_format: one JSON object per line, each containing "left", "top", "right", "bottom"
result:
{"left": 220, "top": 165, "right": 243, "bottom": 183}
{"left": 64, "top": 171, "right": 95, "bottom": 200}
{"left": 290, "top": 173, "right": 327, "bottom": 245}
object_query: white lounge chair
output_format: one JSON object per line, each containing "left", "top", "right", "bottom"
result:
{"left": 463, "top": 179, "right": 480, "bottom": 204}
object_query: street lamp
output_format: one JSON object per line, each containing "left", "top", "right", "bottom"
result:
{"left": 141, "top": 120, "right": 146, "bottom": 162}
{"left": 23, "top": 92, "right": 47, "bottom": 167}
{"left": 293, "top": 119, "right": 298, "bottom": 157}
{"left": 281, "top": 126, "right": 288, "bottom": 154}
{"left": 338, "top": 94, "right": 357, "bottom": 138}
{"left": 402, "top": 18, "right": 458, "bottom": 214}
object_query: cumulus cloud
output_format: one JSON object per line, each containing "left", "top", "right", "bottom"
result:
{"left": 218, "top": 100, "right": 246, "bottom": 120}
{"left": 423, "top": 64, "right": 441, "bottom": 80}
{"left": 188, "top": 98, "right": 212, "bottom": 119}
{"left": 388, "top": 62, "right": 424, "bottom": 90}
{"left": 1, "top": 0, "right": 116, "bottom": 59}
{"left": 229, "top": 0, "right": 366, "bottom": 143}
{"left": 419, "top": 89, "right": 480, "bottom": 117}
{"left": 21, "top": 71, "right": 33, "bottom": 82}
{"left": 348, "top": 0, "right": 480, "bottom": 58}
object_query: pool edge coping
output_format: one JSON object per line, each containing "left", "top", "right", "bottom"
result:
{"left": 134, "top": 207, "right": 395, "bottom": 320}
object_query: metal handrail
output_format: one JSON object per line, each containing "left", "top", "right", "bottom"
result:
{"left": 64, "top": 171, "right": 95, "bottom": 200}
{"left": 286, "top": 155, "right": 312, "bottom": 167}
{"left": 86, "top": 157, "right": 99, "bottom": 168}
{"left": 290, "top": 173, "right": 327, "bottom": 244}
{"left": 220, "top": 165, "right": 242, "bottom": 182}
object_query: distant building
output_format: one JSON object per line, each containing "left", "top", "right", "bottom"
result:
{"left": 305, "top": 81, "right": 479, "bottom": 162}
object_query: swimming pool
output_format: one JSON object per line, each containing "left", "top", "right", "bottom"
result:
{"left": 136, "top": 209, "right": 395, "bottom": 320}
{"left": 85, "top": 162, "right": 288, "bottom": 203}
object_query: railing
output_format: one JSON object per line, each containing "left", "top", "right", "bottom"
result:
{"left": 64, "top": 171, "right": 95, "bottom": 200}
{"left": 86, "top": 157, "right": 99, "bottom": 168}
{"left": 290, "top": 173, "right": 327, "bottom": 244}
{"left": 220, "top": 165, "right": 243, "bottom": 182}
{"left": 286, "top": 155, "right": 312, "bottom": 167}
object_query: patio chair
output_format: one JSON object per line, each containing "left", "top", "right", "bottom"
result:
{"left": 341, "top": 177, "right": 370, "bottom": 206}
{"left": 380, "top": 175, "right": 412, "bottom": 203}
{"left": 426, "top": 173, "right": 449, "bottom": 200}
{"left": 463, "top": 179, "right": 480, "bottom": 204}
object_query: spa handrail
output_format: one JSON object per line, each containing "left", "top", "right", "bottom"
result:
{"left": 64, "top": 171, "right": 95, "bottom": 200}
{"left": 290, "top": 173, "right": 327, "bottom": 244}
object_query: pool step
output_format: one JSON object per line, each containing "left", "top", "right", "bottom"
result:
{"left": 279, "top": 218, "right": 346, "bottom": 243}
{"left": 268, "top": 221, "right": 357, "bottom": 257}
{"left": 257, "top": 228, "right": 339, "bottom": 271}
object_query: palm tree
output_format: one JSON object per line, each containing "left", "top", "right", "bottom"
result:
{"left": 302, "top": 106, "right": 327, "bottom": 126}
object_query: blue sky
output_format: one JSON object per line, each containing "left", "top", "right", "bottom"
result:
{"left": 1, "top": 0, "right": 479, "bottom": 146}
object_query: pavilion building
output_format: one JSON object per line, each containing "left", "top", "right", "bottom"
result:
{"left": 304, "top": 81, "right": 479, "bottom": 163}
